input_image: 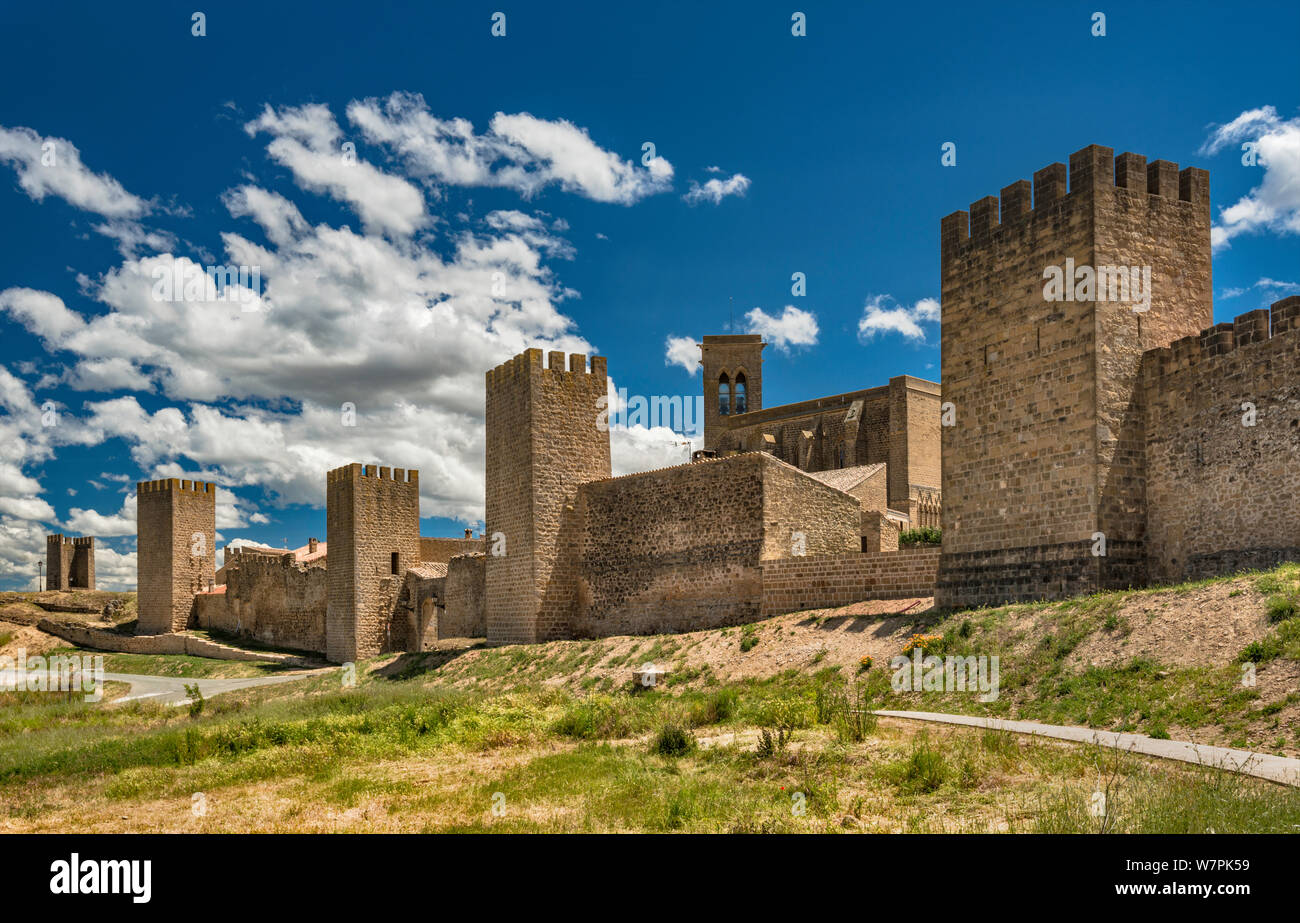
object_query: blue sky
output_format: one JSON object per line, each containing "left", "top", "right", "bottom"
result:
{"left": 1, "top": 1, "right": 1298, "bottom": 589}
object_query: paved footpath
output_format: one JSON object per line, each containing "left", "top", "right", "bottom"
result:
{"left": 106, "top": 670, "right": 331, "bottom": 706}
{"left": 875, "top": 709, "right": 1300, "bottom": 787}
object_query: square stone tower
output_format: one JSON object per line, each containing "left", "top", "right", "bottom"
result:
{"left": 886, "top": 375, "right": 942, "bottom": 509}
{"left": 701, "top": 334, "right": 764, "bottom": 450}
{"left": 484, "top": 349, "right": 610, "bottom": 644}
{"left": 46, "top": 534, "right": 73, "bottom": 590}
{"left": 936, "top": 145, "right": 1211, "bottom": 609}
{"left": 70, "top": 537, "right": 95, "bottom": 589}
{"left": 325, "top": 464, "right": 421, "bottom": 663}
{"left": 136, "top": 479, "right": 216, "bottom": 633}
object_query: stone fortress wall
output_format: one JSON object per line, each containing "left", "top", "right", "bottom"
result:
{"left": 124, "top": 339, "right": 948, "bottom": 658}
{"left": 1142, "top": 295, "right": 1300, "bottom": 583}
{"left": 440, "top": 553, "right": 486, "bottom": 639}
{"left": 477, "top": 341, "right": 944, "bottom": 644}
{"left": 121, "top": 144, "right": 1300, "bottom": 662}
{"left": 937, "top": 143, "right": 1300, "bottom": 608}
{"left": 570, "top": 452, "right": 861, "bottom": 637}
{"left": 195, "top": 550, "right": 328, "bottom": 653}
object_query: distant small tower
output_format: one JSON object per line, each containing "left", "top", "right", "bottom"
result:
{"left": 70, "top": 537, "right": 95, "bottom": 589}
{"left": 46, "top": 534, "right": 73, "bottom": 590}
{"left": 136, "top": 479, "right": 216, "bottom": 633}
{"left": 701, "top": 334, "right": 764, "bottom": 451}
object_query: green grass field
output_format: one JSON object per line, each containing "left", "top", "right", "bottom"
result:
{"left": 3, "top": 564, "right": 1299, "bottom": 832}
{"left": 2, "top": 655, "right": 1297, "bottom": 832}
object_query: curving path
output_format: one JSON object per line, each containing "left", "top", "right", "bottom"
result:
{"left": 875, "top": 709, "right": 1300, "bottom": 786}
{"left": 106, "top": 669, "right": 330, "bottom": 706}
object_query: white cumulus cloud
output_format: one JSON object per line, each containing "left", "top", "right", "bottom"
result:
{"left": 683, "top": 172, "right": 751, "bottom": 206}
{"left": 664, "top": 335, "right": 700, "bottom": 374}
{"left": 348, "top": 92, "right": 674, "bottom": 205}
{"left": 1200, "top": 106, "right": 1300, "bottom": 250}
{"left": 857, "top": 295, "right": 940, "bottom": 343}
{"left": 0, "top": 126, "right": 148, "bottom": 218}
{"left": 745, "top": 305, "right": 818, "bottom": 352}
{"left": 0, "top": 99, "right": 737, "bottom": 587}
{"left": 246, "top": 103, "right": 430, "bottom": 238}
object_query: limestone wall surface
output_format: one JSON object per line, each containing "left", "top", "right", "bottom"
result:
{"left": 760, "top": 547, "right": 941, "bottom": 616}
{"left": 198, "top": 554, "right": 328, "bottom": 654}
{"left": 1143, "top": 296, "right": 1300, "bottom": 583}
{"left": 136, "top": 480, "right": 216, "bottom": 634}
{"left": 485, "top": 350, "right": 610, "bottom": 644}
{"left": 937, "top": 145, "right": 1211, "bottom": 608}
{"left": 326, "top": 464, "right": 420, "bottom": 662}
{"left": 420, "top": 536, "right": 483, "bottom": 564}
{"left": 571, "top": 452, "right": 860, "bottom": 636}
{"left": 441, "top": 553, "right": 486, "bottom": 638}
{"left": 38, "top": 618, "right": 317, "bottom": 665}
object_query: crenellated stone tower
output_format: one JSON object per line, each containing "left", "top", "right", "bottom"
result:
{"left": 136, "top": 479, "right": 216, "bottom": 633}
{"left": 484, "top": 349, "right": 610, "bottom": 644}
{"left": 325, "top": 464, "right": 420, "bottom": 663}
{"left": 45, "top": 534, "right": 95, "bottom": 590}
{"left": 935, "top": 145, "right": 1211, "bottom": 609}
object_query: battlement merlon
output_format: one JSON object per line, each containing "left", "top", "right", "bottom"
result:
{"left": 47, "top": 534, "right": 94, "bottom": 547}
{"left": 1143, "top": 296, "right": 1300, "bottom": 384}
{"left": 485, "top": 349, "right": 608, "bottom": 388}
{"left": 136, "top": 478, "right": 217, "bottom": 495}
{"left": 326, "top": 463, "right": 419, "bottom": 487}
{"left": 941, "top": 145, "right": 1210, "bottom": 264}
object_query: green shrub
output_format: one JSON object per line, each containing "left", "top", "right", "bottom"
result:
{"left": 831, "top": 681, "right": 878, "bottom": 743}
{"left": 889, "top": 733, "right": 948, "bottom": 793}
{"left": 753, "top": 696, "right": 810, "bottom": 758}
{"left": 688, "top": 688, "right": 738, "bottom": 727}
{"left": 650, "top": 721, "right": 695, "bottom": 757}
{"left": 755, "top": 726, "right": 790, "bottom": 759}
{"left": 552, "top": 695, "right": 641, "bottom": 740}
{"left": 1239, "top": 639, "right": 1279, "bottom": 664}
{"left": 183, "top": 683, "right": 204, "bottom": 718}
{"left": 739, "top": 624, "right": 759, "bottom": 653}
{"left": 1255, "top": 573, "right": 1284, "bottom": 596}
{"left": 814, "top": 681, "right": 838, "bottom": 725}
{"left": 1265, "top": 595, "right": 1297, "bottom": 624}
{"left": 899, "top": 526, "right": 941, "bottom": 546}
{"left": 754, "top": 696, "right": 810, "bottom": 732}
{"left": 812, "top": 676, "right": 877, "bottom": 743}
